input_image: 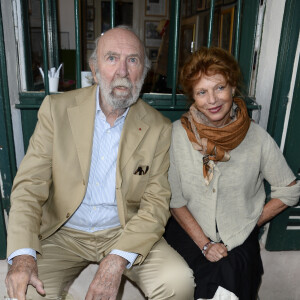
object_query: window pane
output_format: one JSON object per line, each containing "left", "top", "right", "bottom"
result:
{"left": 28, "top": 0, "right": 43, "bottom": 90}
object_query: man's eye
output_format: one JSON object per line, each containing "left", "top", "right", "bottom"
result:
{"left": 129, "top": 57, "right": 137, "bottom": 63}
{"left": 108, "top": 56, "right": 115, "bottom": 61}
{"left": 218, "top": 85, "right": 225, "bottom": 90}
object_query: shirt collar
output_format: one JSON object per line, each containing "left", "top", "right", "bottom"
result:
{"left": 95, "top": 85, "right": 129, "bottom": 122}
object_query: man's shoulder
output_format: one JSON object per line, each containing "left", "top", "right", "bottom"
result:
{"left": 45, "top": 85, "right": 97, "bottom": 108}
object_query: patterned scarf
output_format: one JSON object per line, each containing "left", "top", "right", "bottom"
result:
{"left": 181, "top": 98, "right": 251, "bottom": 185}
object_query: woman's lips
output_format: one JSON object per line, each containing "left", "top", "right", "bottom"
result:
{"left": 208, "top": 105, "right": 222, "bottom": 113}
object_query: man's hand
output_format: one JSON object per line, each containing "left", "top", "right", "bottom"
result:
{"left": 5, "top": 255, "right": 45, "bottom": 300}
{"left": 85, "top": 254, "right": 127, "bottom": 300}
{"left": 205, "top": 243, "right": 228, "bottom": 262}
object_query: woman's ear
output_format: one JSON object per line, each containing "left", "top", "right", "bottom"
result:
{"left": 232, "top": 87, "right": 236, "bottom": 96}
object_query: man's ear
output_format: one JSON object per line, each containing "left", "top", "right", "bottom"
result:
{"left": 89, "top": 62, "right": 98, "bottom": 84}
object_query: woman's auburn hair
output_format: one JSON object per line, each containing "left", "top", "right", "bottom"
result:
{"left": 180, "top": 47, "right": 242, "bottom": 100}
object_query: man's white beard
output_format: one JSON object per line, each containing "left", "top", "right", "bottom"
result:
{"left": 96, "top": 71, "right": 144, "bottom": 110}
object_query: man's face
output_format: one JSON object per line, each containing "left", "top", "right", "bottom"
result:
{"left": 92, "top": 28, "right": 145, "bottom": 109}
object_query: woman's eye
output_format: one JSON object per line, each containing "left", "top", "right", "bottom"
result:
{"left": 197, "top": 90, "right": 205, "bottom": 95}
{"left": 218, "top": 85, "right": 225, "bottom": 90}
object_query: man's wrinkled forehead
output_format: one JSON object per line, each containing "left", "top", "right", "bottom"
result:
{"left": 97, "top": 28, "right": 144, "bottom": 59}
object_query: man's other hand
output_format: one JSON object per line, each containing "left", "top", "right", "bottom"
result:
{"left": 85, "top": 254, "right": 127, "bottom": 300}
{"left": 5, "top": 255, "right": 45, "bottom": 300}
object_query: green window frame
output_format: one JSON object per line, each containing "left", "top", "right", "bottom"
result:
{"left": 0, "top": 3, "right": 17, "bottom": 259}
{"left": 16, "top": 0, "right": 261, "bottom": 147}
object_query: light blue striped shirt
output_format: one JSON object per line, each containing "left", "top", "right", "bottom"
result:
{"left": 65, "top": 88, "right": 126, "bottom": 231}
{"left": 8, "top": 87, "right": 138, "bottom": 267}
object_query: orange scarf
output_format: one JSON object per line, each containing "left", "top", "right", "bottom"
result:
{"left": 181, "top": 98, "right": 251, "bottom": 185}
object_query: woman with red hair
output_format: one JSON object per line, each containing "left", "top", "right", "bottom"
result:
{"left": 164, "top": 47, "right": 300, "bottom": 300}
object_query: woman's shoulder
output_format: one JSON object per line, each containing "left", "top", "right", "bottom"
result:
{"left": 171, "top": 119, "right": 184, "bottom": 134}
{"left": 172, "top": 119, "right": 182, "bottom": 128}
{"left": 171, "top": 118, "right": 191, "bottom": 147}
{"left": 247, "top": 121, "right": 272, "bottom": 142}
{"left": 244, "top": 121, "right": 280, "bottom": 154}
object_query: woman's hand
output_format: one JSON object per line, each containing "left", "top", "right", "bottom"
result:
{"left": 204, "top": 243, "right": 228, "bottom": 262}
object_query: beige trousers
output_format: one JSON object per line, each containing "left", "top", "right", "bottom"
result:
{"left": 27, "top": 226, "right": 194, "bottom": 300}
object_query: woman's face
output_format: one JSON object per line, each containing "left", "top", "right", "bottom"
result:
{"left": 193, "top": 73, "right": 235, "bottom": 127}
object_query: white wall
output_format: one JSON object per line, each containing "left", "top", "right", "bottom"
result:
{"left": 255, "top": 0, "right": 286, "bottom": 129}
{"left": 58, "top": 0, "right": 76, "bottom": 49}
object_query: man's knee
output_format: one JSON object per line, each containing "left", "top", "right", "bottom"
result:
{"left": 128, "top": 238, "right": 195, "bottom": 300}
{"left": 156, "top": 264, "right": 195, "bottom": 300}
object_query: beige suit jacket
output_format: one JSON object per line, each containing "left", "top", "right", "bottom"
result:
{"left": 7, "top": 85, "right": 172, "bottom": 264}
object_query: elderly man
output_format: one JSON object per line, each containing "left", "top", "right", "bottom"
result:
{"left": 5, "top": 26, "right": 194, "bottom": 300}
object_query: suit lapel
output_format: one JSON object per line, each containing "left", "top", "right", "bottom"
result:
{"left": 67, "top": 85, "right": 97, "bottom": 182}
{"left": 116, "top": 100, "right": 149, "bottom": 187}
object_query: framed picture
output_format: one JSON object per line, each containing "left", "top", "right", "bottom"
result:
{"left": 59, "top": 32, "right": 70, "bottom": 50}
{"left": 145, "top": 0, "right": 167, "bottom": 17}
{"left": 181, "top": 0, "right": 186, "bottom": 17}
{"left": 87, "top": 7, "right": 94, "bottom": 20}
{"left": 197, "top": 0, "right": 206, "bottom": 11}
{"left": 28, "top": 0, "right": 32, "bottom": 14}
{"left": 196, "top": 9, "right": 221, "bottom": 48}
{"left": 186, "top": 0, "right": 192, "bottom": 17}
{"left": 144, "top": 21, "right": 162, "bottom": 47}
{"left": 87, "top": 42, "right": 95, "bottom": 50}
{"left": 219, "top": 6, "right": 235, "bottom": 52}
{"left": 87, "top": 21, "right": 94, "bottom": 32}
{"left": 147, "top": 47, "right": 159, "bottom": 61}
{"left": 86, "top": 31, "right": 94, "bottom": 41}
{"left": 179, "top": 16, "right": 198, "bottom": 69}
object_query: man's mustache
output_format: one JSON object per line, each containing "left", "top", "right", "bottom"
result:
{"left": 111, "top": 78, "right": 132, "bottom": 89}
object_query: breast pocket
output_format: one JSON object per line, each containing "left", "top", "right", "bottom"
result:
{"left": 122, "top": 162, "right": 151, "bottom": 203}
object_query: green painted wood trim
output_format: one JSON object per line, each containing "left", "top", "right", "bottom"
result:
{"left": 0, "top": 4, "right": 17, "bottom": 259}
{"left": 265, "top": 0, "right": 300, "bottom": 252}
{"left": 283, "top": 52, "right": 300, "bottom": 175}
{"left": 265, "top": 53, "right": 300, "bottom": 251}
{"left": 47, "top": 0, "right": 60, "bottom": 68}
{"left": 207, "top": 0, "right": 216, "bottom": 47}
{"left": 74, "top": 0, "right": 81, "bottom": 88}
{"left": 16, "top": 91, "right": 261, "bottom": 110}
{"left": 234, "top": 0, "right": 242, "bottom": 58}
{"left": 167, "top": 0, "right": 181, "bottom": 105}
{"left": 40, "top": 0, "right": 49, "bottom": 95}
{"left": 238, "top": 0, "right": 259, "bottom": 90}
{"left": 266, "top": 0, "right": 300, "bottom": 144}
{"left": 266, "top": 207, "right": 300, "bottom": 251}
{"left": 0, "top": 6, "right": 17, "bottom": 182}
{"left": 19, "top": 0, "right": 34, "bottom": 90}
{"left": 0, "top": 194, "right": 7, "bottom": 259}
{"left": 110, "top": 0, "right": 115, "bottom": 28}
{"left": 19, "top": 92, "right": 47, "bottom": 100}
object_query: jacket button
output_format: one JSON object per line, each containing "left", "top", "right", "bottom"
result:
{"left": 38, "top": 234, "right": 42, "bottom": 240}
{"left": 66, "top": 213, "right": 70, "bottom": 218}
